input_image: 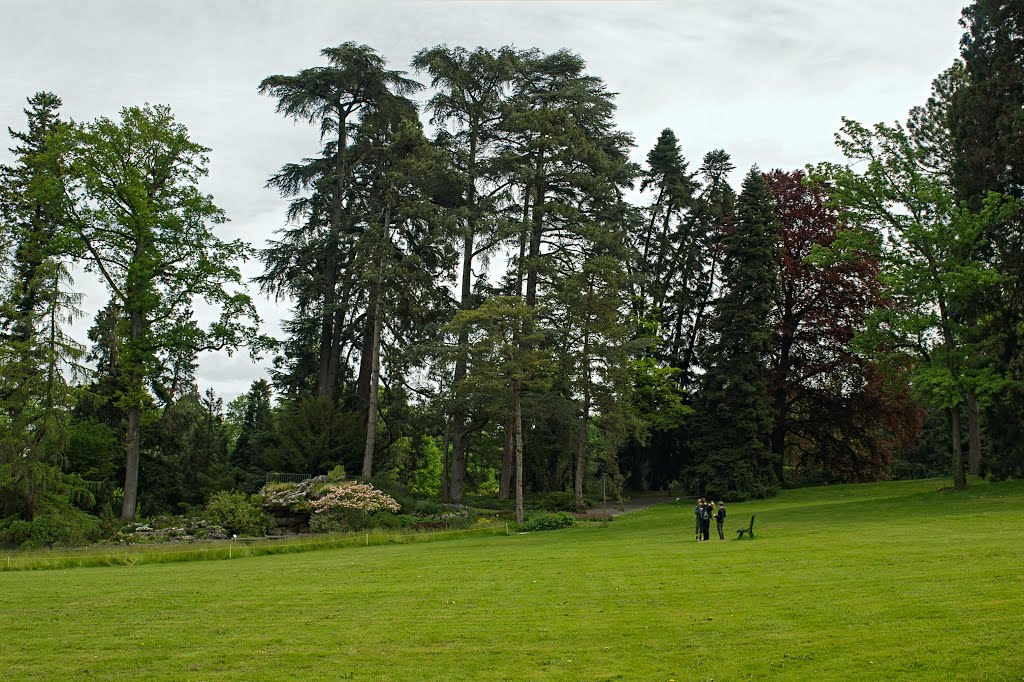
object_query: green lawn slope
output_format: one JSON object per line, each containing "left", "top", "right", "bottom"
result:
{"left": 2, "top": 477, "right": 1022, "bottom": 680}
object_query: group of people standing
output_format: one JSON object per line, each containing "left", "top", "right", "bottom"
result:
{"left": 694, "top": 498, "right": 725, "bottom": 541}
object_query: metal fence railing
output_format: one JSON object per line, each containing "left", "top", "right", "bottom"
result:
{"left": 265, "top": 472, "right": 313, "bottom": 484}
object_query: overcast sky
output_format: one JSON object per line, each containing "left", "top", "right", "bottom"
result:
{"left": 0, "top": 0, "right": 967, "bottom": 401}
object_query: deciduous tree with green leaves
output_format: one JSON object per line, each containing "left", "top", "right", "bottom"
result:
{"left": 950, "top": 1, "right": 1024, "bottom": 478}
{"left": 61, "top": 104, "right": 261, "bottom": 520}
{"left": 813, "top": 92, "right": 1017, "bottom": 490}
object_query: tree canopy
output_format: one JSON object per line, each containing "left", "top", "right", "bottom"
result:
{"left": 2, "top": 4, "right": 1023, "bottom": 545}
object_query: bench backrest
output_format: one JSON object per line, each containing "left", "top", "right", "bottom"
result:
{"left": 749, "top": 515, "right": 755, "bottom": 530}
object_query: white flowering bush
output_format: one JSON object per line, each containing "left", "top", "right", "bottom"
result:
{"left": 310, "top": 481, "right": 400, "bottom": 515}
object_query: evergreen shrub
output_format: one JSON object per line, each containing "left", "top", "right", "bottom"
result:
{"left": 519, "top": 512, "right": 574, "bottom": 532}
{"left": 204, "top": 491, "right": 270, "bottom": 536}
{"left": 0, "top": 510, "right": 102, "bottom": 549}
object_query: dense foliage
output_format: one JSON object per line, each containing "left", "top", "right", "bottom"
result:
{"left": 1, "top": 2, "right": 1022, "bottom": 545}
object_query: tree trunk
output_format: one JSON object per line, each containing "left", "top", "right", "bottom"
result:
{"left": 447, "top": 131, "right": 480, "bottom": 503}
{"left": 320, "top": 112, "right": 349, "bottom": 399}
{"left": 121, "top": 404, "right": 141, "bottom": 521}
{"left": 650, "top": 206, "right": 674, "bottom": 314}
{"left": 949, "top": 405, "right": 967, "bottom": 490}
{"left": 315, "top": 258, "right": 338, "bottom": 398}
{"left": 525, "top": 166, "right": 545, "bottom": 309}
{"left": 514, "top": 383, "right": 525, "bottom": 525}
{"left": 678, "top": 255, "right": 718, "bottom": 387}
{"left": 770, "top": 393, "right": 787, "bottom": 484}
{"left": 640, "top": 187, "right": 663, "bottom": 269}
{"left": 121, "top": 306, "right": 145, "bottom": 521}
{"left": 499, "top": 419, "right": 514, "bottom": 500}
{"left": 449, "top": 425, "right": 467, "bottom": 502}
{"left": 447, "top": 237, "right": 475, "bottom": 502}
{"left": 575, "top": 282, "right": 593, "bottom": 512}
{"left": 355, "top": 295, "right": 375, "bottom": 407}
{"left": 770, "top": 330, "right": 793, "bottom": 484}
{"left": 517, "top": 188, "right": 531, "bottom": 298}
{"left": 967, "top": 392, "right": 982, "bottom": 476}
{"left": 937, "top": 306, "right": 966, "bottom": 490}
{"left": 326, "top": 275, "right": 353, "bottom": 399}
{"left": 324, "top": 305, "right": 344, "bottom": 397}
{"left": 11, "top": 222, "right": 43, "bottom": 415}
{"left": 440, "top": 417, "right": 452, "bottom": 500}
{"left": 44, "top": 274, "right": 58, "bottom": 411}
{"left": 361, "top": 305, "right": 383, "bottom": 478}
{"left": 362, "top": 205, "right": 390, "bottom": 479}
{"left": 575, "top": 386, "right": 591, "bottom": 513}
{"left": 638, "top": 187, "right": 664, "bottom": 317}
{"left": 499, "top": 184, "right": 531, "bottom": 501}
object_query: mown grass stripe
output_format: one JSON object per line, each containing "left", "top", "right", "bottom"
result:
{"left": 1, "top": 524, "right": 510, "bottom": 572}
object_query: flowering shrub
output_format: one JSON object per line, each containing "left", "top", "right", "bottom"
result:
{"left": 310, "top": 481, "right": 400, "bottom": 515}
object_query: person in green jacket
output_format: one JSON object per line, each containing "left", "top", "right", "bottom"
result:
{"left": 716, "top": 501, "right": 726, "bottom": 540}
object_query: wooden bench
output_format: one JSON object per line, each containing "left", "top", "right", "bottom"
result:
{"left": 736, "top": 515, "right": 755, "bottom": 539}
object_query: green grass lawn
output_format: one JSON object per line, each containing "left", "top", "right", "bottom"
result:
{"left": 2, "top": 477, "right": 1023, "bottom": 680}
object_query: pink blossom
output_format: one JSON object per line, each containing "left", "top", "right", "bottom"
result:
{"left": 310, "top": 481, "right": 400, "bottom": 514}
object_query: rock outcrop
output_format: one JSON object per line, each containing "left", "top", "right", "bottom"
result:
{"left": 260, "top": 475, "right": 327, "bottom": 534}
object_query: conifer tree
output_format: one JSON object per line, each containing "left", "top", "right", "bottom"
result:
{"left": 446, "top": 297, "right": 549, "bottom": 523}
{"left": 495, "top": 48, "right": 635, "bottom": 495}
{"left": 232, "top": 379, "right": 276, "bottom": 491}
{"left": 0, "top": 92, "right": 94, "bottom": 531}
{"left": 259, "top": 43, "right": 422, "bottom": 402}
{"left": 413, "top": 45, "right": 518, "bottom": 502}
{"left": 676, "top": 150, "right": 736, "bottom": 388}
{"left": 633, "top": 128, "right": 699, "bottom": 327}
{"left": 951, "top": 1, "right": 1024, "bottom": 205}
{"left": 548, "top": 204, "right": 634, "bottom": 510}
{"left": 693, "top": 168, "right": 778, "bottom": 500}
{"left": 357, "top": 114, "right": 457, "bottom": 478}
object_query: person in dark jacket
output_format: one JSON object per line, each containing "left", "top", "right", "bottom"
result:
{"left": 694, "top": 498, "right": 704, "bottom": 541}
{"left": 716, "top": 501, "right": 726, "bottom": 540}
{"left": 700, "top": 501, "right": 712, "bottom": 541}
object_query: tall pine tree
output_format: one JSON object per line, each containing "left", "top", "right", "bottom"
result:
{"left": 693, "top": 167, "right": 778, "bottom": 500}
{"left": 413, "top": 45, "right": 519, "bottom": 502}
{"left": 258, "top": 43, "right": 422, "bottom": 402}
